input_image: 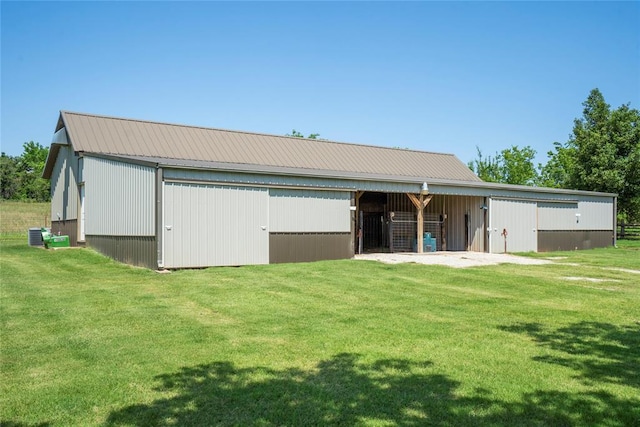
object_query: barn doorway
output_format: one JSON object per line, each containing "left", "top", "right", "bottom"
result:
{"left": 362, "top": 211, "right": 386, "bottom": 251}
{"left": 355, "top": 192, "right": 486, "bottom": 254}
{"left": 357, "top": 192, "right": 389, "bottom": 253}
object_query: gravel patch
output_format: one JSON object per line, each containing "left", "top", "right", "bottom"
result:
{"left": 354, "top": 252, "right": 552, "bottom": 268}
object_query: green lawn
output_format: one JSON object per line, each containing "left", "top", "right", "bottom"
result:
{"left": 1, "top": 238, "right": 639, "bottom": 426}
{"left": 520, "top": 238, "right": 640, "bottom": 270}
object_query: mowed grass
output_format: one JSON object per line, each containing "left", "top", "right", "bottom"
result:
{"left": 521, "top": 238, "right": 640, "bottom": 271}
{"left": 1, "top": 238, "right": 639, "bottom": 426}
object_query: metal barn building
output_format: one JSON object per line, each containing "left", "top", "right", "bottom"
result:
{"left": 43, "top": 111, "right": 617, "bottom": 269}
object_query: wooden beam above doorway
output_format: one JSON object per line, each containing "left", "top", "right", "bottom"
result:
{"left": 406, "top": 193, "right": 433, "bottom": 210}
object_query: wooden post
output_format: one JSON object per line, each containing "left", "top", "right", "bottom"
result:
{"left": 389, "top": 214, "right": 394, "bottom": 253}
{"left": 406, "top": 193, "right": 433, "bottom": 253}
{"left": 358, "top": 210, "right": 364, "bottom": 254}
{"left": 355, "top": 191, "right": 364, "bottom": 254}
{"left": 417, "top": 199, "right": 424, "bottom": 253}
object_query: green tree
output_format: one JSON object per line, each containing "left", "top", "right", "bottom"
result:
{"left": 468, "top": 145, "right": 539, "bottom": 185}
{"left": 287, "top": 129, "right": 320, "bottom": 139}
{"left": 17, "top": 141, "right": 50, "bottom": 201}
{"left": 468, "top": 147, "right": 502, "bottom": 183}
{"left": 537, "top": 142, "right": 574, "bottom": 188}
{"left": 543, "top": 89, "right": 640, "bottom": 222}
{"left": 0, "top": 153, "right": 19, "bottom": 199}
{"left": 500, "top": 145, "right": 538, "bottom": 185}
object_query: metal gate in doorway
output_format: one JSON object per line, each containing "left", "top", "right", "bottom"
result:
{"left": 389, "top": 211, "right": 444, "bottom": 252}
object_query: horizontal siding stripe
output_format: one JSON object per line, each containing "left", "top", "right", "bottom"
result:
{"left": 269, "top": 232, "right": 353, "bottom": 263}
{"left": 86, "top": 235, "right": 157, "bottom": 268}
{"left": 537, "top": 230, "right": 613, "bottom": 252}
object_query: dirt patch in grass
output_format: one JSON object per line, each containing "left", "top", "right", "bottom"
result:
{"left": 562, "top": 276, "right": 621, "bottom": 283}
{"left": 605, "top": 267, "right": 640, "bottom": 274}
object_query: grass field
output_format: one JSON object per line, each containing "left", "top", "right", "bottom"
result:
{"left": 1, "top": 237, "right": 639, "bottom": 426}
{"left": 0, "top": 201, "right": 51, "bottom": 236}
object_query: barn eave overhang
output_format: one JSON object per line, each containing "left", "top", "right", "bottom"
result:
{"left": 88, "top": 153, "right": 616, "bottom": 200}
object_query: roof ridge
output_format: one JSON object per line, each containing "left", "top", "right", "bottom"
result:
{"left": 59, "top": 110, "right": 458, "bottom": 158}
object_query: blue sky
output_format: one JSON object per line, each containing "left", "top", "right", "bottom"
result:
{"left": 2, "top": 1, "right": 639, "bottom": 168}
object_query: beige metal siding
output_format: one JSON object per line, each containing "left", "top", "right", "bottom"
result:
{"left": 269, "top": 189, "right": 351, "bottom": 233}
{"left": 50, "top": 148, "right": 65, "bottom": 219}
{"left": 537, "top": 202, "right": 579, "bottom": 230}
{"left": 490, "top": 199, "right": 537, "bottom": 253}
{"left": 83, "top": 157, "right": 155, "bottom": 236}
{"left": 538, "top": 200, "right": 613, "bottom": 231}
{"left": 162, "top": 183, "right": 269, "bottom": 268}
{"left": 52, "top": 128, "right": 69, "bottom": 144}
{"left": 576, "top": 200, "right": 614, "bottom": 230}
{"left": 50, "top": 146, "right": 78, "bottom": 221}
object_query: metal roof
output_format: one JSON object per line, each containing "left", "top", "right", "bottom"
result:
{"left": 44, "top": 111, "right": 481, "bottom": 183}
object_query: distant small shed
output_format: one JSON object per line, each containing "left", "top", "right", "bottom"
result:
{"left": 43, "top": 111, "right": 616, "bottom": 268}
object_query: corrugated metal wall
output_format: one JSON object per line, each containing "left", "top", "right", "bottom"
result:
{"left": 430, "top": 195, "right": 485, "bottom": 252}
{"left": 386, "top": 194, "right": 485, "bottom": 252}
{"left": 538, "top": 231, "right": 613, "bottom": 252}
{"left": 83, "top": 157, "right": 155, "bottom": 236}
{"left": 537, "top": 202, "right": 579, "bottom": 230}
{"left": 538, "top": 200, "right": 613, "bottom": 231}
{"left": 270, "top": 233, "right": 352, "bottom": 263}
{"left": 50, "top": 220, "right": 78, "bottom": 246}
{"left": 536, "top": 198, "right": 614, "bottom": 251}
{"left": 50, "top": 146, "right": 79, "bottom": 221}
{"left": 268, "top": 189, "right": 353, "bottom": 263}
{"left": 162, "top": 182, "right": 269, "bottom": 268}
{"left": 490, "top": 199, "right": 537, "bottom": 253}
{"left": 86, "top": 235, "right": 156, "bottom": 269}
{"left": 538, "top": 200, "right": 613, "bottom": 230}
{"left": 269, "top": 189, "right": 351, "bottom": 232}
{"left": 575, "top": 200, "right": 614, "bottom": 230}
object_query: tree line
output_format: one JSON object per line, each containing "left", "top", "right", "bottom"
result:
{"left": 0, "top": 141, "right": 50, "bottom": 202}
{"left": 468, "top": 88, "right": 639, "bottom": 223}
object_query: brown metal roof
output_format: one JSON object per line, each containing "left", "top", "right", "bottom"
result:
{"left": 45, "top": 110, "right": 481, "bottom": 182}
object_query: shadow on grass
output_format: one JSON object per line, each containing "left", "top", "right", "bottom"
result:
{"left": 500, "top": 321, "right": 640, "bottom": 389}
{"left": 105, "top": 353, "right": 639, "bottom": 426}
